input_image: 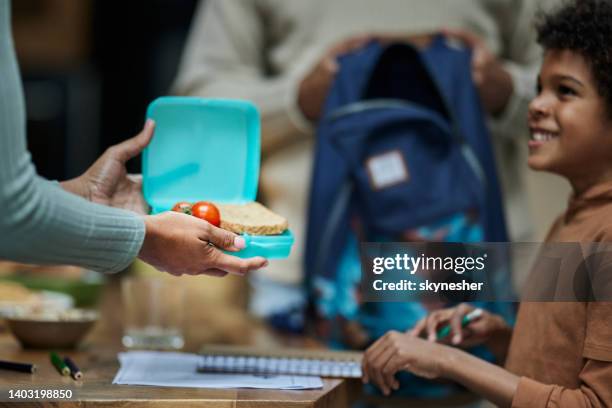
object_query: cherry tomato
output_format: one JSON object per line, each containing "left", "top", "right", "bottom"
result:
{"left": 172, "top": 201, "right": 192, "bottom": 214}
{"left": 191, "top": 201, "right": 221, "bottom": 227}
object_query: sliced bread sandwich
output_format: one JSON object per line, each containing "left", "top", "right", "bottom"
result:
{"left": 216, "top": 202, "right": 288, "bottom": 235}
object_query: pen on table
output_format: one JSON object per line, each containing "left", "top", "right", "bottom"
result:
{"left": 0, "top": 359, "right": 37, "bottom": 374}
{"left": 436, "top": 308, "right": 483, "bottom": 341}
{"left": 63, "top": 357, "right": 83, "bottom": 380}
{"left": 50, "top": 351, "right": 70, "bottom": 376}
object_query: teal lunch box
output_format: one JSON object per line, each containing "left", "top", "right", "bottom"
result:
{"left": 142, "top": 97, "right": 294, "bottom": 259}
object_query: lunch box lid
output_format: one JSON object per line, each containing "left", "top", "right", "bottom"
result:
{"left": 142, "top": 97, "right": 260, "bottom": 212}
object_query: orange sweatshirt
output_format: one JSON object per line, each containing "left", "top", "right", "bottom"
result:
{"left": 505, "top": 182, "right": 612, "bottom": 407}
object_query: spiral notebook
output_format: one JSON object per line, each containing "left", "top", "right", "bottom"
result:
{"left": 197, "top": 345, "right": 363, "bottom": 378}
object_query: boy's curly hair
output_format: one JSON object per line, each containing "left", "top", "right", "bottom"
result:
{"left": 535, "top": 0, "right": 612, "bottom": 116}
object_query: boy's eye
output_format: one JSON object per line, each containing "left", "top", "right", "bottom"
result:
{"left": 558, "top": 85, "right": 577, "bottom": 96}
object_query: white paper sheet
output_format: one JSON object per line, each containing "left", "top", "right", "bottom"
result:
{"left": 112, "top": 351, "right": 323, "bottom": 390}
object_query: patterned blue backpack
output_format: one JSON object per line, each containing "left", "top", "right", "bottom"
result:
{"left": 304, "top": 36, "right": 512, "bottom": 397}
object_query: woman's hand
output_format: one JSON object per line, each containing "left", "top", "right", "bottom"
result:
{"left": 362, "top": 330, "right": 453, "bottom": 395}
{"left": 61, "top": 120, "right": 154, "bottom": 214}
{"left": 138, "top": 211, "right": 268, "bottom": 277}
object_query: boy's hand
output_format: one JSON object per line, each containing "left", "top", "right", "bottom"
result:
{"left": 408, "top": 303, "right": 509, "bottom": 348}
{"left": 442, "top": 28, "right": 514, "bottom": 116}
{"left": 362, "top": 331, "right": 451, "bottom": 395}
{"left": 61, "top": 120, "right": 154, "bottom": 215}
{"left": 139, "top": 211, "right": 268, "bottom": 277}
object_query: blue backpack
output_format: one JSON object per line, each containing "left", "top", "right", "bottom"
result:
{"left": 305, "top": 35, "right": 507, "bottom": 289}
{"left": 303, "top": 36, "right": 511, "bottom": 398}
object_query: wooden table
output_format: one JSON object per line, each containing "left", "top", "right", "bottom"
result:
{"left": 0, "top": 275, "right": 355, "bottom": 407}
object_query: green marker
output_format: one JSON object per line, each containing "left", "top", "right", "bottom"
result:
{"left": 50, "top": 352, "right": 70, "bottom": 376}
{"left": 436, "top": 308, "right": 483, "bottom": 340}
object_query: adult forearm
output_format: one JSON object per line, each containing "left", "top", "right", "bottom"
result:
{"left": 443, "top": 347, "right": 519, "bottom": 408}
{"left": 0, "top": 175, "right": 145, "bottom": 273}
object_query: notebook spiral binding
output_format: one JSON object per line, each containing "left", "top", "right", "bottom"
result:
{"left": 197, "top": 345, "right": 363, "bottom": 378}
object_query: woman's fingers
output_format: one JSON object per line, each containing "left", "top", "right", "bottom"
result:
{"left": 202, "top": 223, "right": 246, "bottom": 252}
{"left": 195, "top": 215, "right": 266, "bottom": 276}
{"left": 140, "top": 213, "right": 268, "bottom": 278}
{"left": 112, "top": 119, "right": 155, "bottom": 163}
{"left": 210, "top": 251, "right": 268, "bottom": 276}
{"left": 199, "top": 268, "right": 229, "bottom": 278}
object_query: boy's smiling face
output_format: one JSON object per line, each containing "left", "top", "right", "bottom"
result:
{"left": 528, "top": 49, "right": 612, "bottom": 187}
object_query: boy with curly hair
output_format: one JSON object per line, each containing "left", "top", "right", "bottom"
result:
{"left": 361, "top": 0, "right": 612, "bottom": 406}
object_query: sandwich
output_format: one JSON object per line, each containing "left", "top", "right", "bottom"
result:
{"left": 216, "top": 202, "right": 288, "bottom": 235}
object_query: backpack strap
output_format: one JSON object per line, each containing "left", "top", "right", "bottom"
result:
{"left": 311, "top": 181, "right": 353, "bottom": 280}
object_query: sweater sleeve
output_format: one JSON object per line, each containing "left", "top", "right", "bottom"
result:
{"left": 486, "top": 0, "right": 548, "bottom": 141}
{"left": 511, "top": 302, "right": 612, "bottom": 407}
{"left": 171, "top": 0, "right": 312, "bottom": 150}
{"left": 511, "top": 360, "right": 612, "bottom": 408}
{"left": 0, "top": 0, "right": 145, "bottom": 273}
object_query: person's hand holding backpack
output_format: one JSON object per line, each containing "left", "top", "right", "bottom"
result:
{"left": 298, "top": 29, "right": 515, "bottom": 123}
{"left": 442, "top": 28, "right": 514, "bottom": 116}
{"left": 297, "top": 34, "right": 376, "bottom": 121}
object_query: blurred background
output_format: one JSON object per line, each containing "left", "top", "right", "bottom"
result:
{"left": 11, "top": 0, "right": 569, "bottom": 240}
{"left": 7, "top": 0, "right": 258, "bottom": 348}
{"left": 7, "top": 0, "right": 571, "bottom": 341}
{"left": 3, "top": 2, "right": 575, "bottom": 405}
{"left": 12, "top": 0, "right": 199, "bottom": 180}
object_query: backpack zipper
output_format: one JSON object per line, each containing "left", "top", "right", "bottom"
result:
{"left": 325, "top": 99, "right": 424, "bottom": 122}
